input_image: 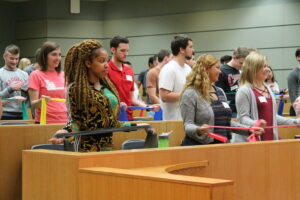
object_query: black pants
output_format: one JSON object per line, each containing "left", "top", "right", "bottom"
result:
{"left": 290, "top": 106, "right": 296, "bottom": 116}
{"left": 1, "top": 114, "right": 23, "bottom": 120}
{"left": 181, "top": 135, "right": 223, "bottom": 146}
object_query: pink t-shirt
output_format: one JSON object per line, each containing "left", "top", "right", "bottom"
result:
{"left": 28, "top": 70, "right": 67, "bottom": 124}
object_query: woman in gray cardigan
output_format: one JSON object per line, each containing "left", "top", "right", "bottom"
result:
{"left": 180, "top": 54, "right": 263, "bottom": 145}
{"left": 233, "top": 52, "right": 300, "bottom": 142}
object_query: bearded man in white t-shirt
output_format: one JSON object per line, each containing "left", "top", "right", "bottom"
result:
{"left": 159, "top": 34, "right": 194, "bottom": 120}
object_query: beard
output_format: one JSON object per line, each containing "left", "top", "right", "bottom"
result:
{"left": 116, "top": 55, "right": 125, "bottom": 63}
{"left": 185, "top": 56, "right": 192, "bottom": 60}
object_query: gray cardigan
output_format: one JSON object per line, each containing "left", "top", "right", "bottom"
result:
{"left": 180, "top": 87, "right": 250, "bottom": 144}
{"left": 234, "top": 84, "right": 300, "bottom": 142}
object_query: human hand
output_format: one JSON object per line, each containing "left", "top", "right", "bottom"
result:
{"left": 137, "top": 123, "right": 150, "bottom": 127}
{"left": 11, "top": 81, "right": 24, "bottom": 91}
{"left": 120, "top": 102, "right": 127, "bottom": 109}
{"left": 13, "top": 96, "right": 26, "bottom": 103}
{"left": 41, "top": 95, "right": 52, "bottom": 103}
{"left": 49, "top": 129, "right": 67, "bottom": 144}
{"left": 249, "top": 127, "right": 265, "bottom": 136}
{"left": 49, "top": 137, "right": 64, "bottom": 144}
{"left": 147, "top": 104, "right": 160, "bottom": 112}
{"left": 196, "top": 124, "right": 211, "bottom": 136}
{"left": 250, "top": 119, "right": 266, "bottom": 136}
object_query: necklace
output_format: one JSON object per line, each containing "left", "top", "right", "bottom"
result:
{"left": 254, "top": 86, "right": 267, "bottom": 92}
{"left": 254, "top": 86, "right": 270, "bottom": 98}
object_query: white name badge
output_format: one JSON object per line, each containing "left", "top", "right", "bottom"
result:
{"left": 230, "top": 85, "right": 238, "bottom": 91}
{"left": 258, "top": 96, "right": 267, "bottom": 103}
{"left": 126, "top": 75, "right": 133, "bottom": 81}
{"left": 222, "top": 102, "right": 230, "bottom": 108}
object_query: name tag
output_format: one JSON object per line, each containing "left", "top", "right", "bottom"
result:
{"left": 230, "top": 85, "right": 238, "bottom": 91}
{"left": 126, "top": 75, "right": 133, "bottom": 81}
{"left": 222, "top": 102, "right": 230, "bottom": 108}
{"left": 258, "top": 96, "right": 267, "bottom": 103}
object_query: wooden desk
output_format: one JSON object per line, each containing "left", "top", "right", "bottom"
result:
{"left": 0, "top": 119, "right": 35, "bottom": 124}
{"left": 0, "top": 124, "right": 65, "bottom": 200}
{"left": 0, "top": 121, "right": 172, "bottom": 200}
{"left": 23, "top": 140, "right": 300, "bottom": 200}
{"left": 2, "top": 119, "right": 300, "bottom": 200}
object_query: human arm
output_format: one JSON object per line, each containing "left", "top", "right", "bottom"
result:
{"left": 0, "top": 81, "right": 24, "bottom": 98}
{"left": 158, "top": 65, "right": 180, "bottom": 102}
{"left": 131, "top": 91, "right": 147, "bottom": 107}
{"left": 137, "top": 71, "right": 145, "bottom": 88}
{"left": 28, "top": 88, "right": 51, "bottom": 109}
{"left": 147, "top": 87, "right": 160, "bottom": 104}
{"left": 159, "top": 88, "right": 181, "bottom": 102}
{"left": 50, "top": 84, "right": 77, "bottom": 144}
{"left": 180, "top": 89, "right": 214, "bottom": 144}
{"left": 276, "top": 115, "right": 300, "bottom": 125}
{"left": 287, "top": 70, "right": 298, "bottom": 103}
{"left": 131, "top": 92, "right": 160, "bottom": 112}
{"left": 230, "top": 121, "right": 265, "bottom": 136}
{"left": 217, "top": 87, "right": 263, "bottom": 136}
{"left": 235, "top": 86, "right": 257, "bottom": 126}
{"left": 146, "top": 71, "right": 160, "bottom": 104}
{"left": 272, "top": 82, "right": 280, "bottom": 94}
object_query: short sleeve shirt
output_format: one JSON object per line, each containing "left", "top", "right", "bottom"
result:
{"left": 159, "top": 60, "right": 191, "bottom": 120}
{"left": 28, "top": 70, "right": 67, "bottom": 124}
{"left": 108, "top": 60, "right": 135, "bottom": 120}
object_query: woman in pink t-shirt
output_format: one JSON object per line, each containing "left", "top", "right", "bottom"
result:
{"left": 28, "top": 42, "right": 67, "bottom": 124}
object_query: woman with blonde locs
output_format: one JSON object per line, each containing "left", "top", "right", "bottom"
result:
{"left": 180, "top": 54, "right": 264, "bottom": 145}
{"left": 50, "top": 40, "right": 137, "bottom": 152}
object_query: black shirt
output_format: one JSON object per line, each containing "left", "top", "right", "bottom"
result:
{"left": 215, "top": 64, "right": 240, "bottom": 113}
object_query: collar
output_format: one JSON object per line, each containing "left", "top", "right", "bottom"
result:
{"left": 3, "top": 66, "right": 17, "bottom": 71}
{"left": 109, "top": 60, "right": 126, "bottom": 72}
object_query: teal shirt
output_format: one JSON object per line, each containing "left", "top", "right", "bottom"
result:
{"left": 103, "top": 88, "right": 131, "bottom": 127}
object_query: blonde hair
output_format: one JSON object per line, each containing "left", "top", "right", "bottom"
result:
{"left": 182, "top": 54, "right": 219, "bottom": 101}
{"left": 18, "top": 58, "right": 31, "bottom": 70}
{"left": 239, "top": 52, "right": 267, "bottom": 86}
{"left": 64, "top": 40, "right": 119, "bottom": 113}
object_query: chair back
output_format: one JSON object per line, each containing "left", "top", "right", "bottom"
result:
{"left": 31, "top": 144, "right": 64, "bottom": 151}
{"left": 121, "top": 139, "right": 145, "bottom": 150}
{"left": 0, "top": 122, "right": 29, "bottom": 125}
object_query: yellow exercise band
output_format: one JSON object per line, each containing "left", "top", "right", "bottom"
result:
{"left": 40, "top": 98, "right": 66, "bottom": 124}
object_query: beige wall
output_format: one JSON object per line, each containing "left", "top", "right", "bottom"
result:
{"left": 12, "top": 1, "right": 300, "bottom": 88}
{"left": 102, "top": 2, "right": 300, "bottom": 87}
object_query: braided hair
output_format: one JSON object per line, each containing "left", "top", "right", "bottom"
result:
{"left": 181, "top": 54, "right": 219, "bottom": 102}
{"left": 64, "top": 40, "right": 119, "bottom": 113}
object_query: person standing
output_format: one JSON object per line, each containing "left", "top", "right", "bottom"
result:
{"left": 107, "top": 36, "right": 159, "bottom": 120}
{"left": 138, "top": 55, "right": 158, "bottom": 99}
{"left": 287, "top": 48, "right": 300, "bottom": 116}
{"left": 180, "top": 54, "right": 263, "bottom": 145}
{"left": 24, "top": 48, "right": 41, "bottom": 76}
{"left": 146, "top": 49, "right": 172, "bottom": 104}
{"left": 0, "top": 44, "right": 28, "bottom": 120}
{"left": 28, "top": 42, "right": 67, "bottom": 124}
{"left": 50, "top": 40, "right": 150, "bottom": 151}
{"left": 215, "top": 47, "right": 250, "bottom": 117}
{"left": 159, "top": 34, "right": 194, "bottom": 120}
{"left": 234, "top": 52, "right": 300, "bottom": 142}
